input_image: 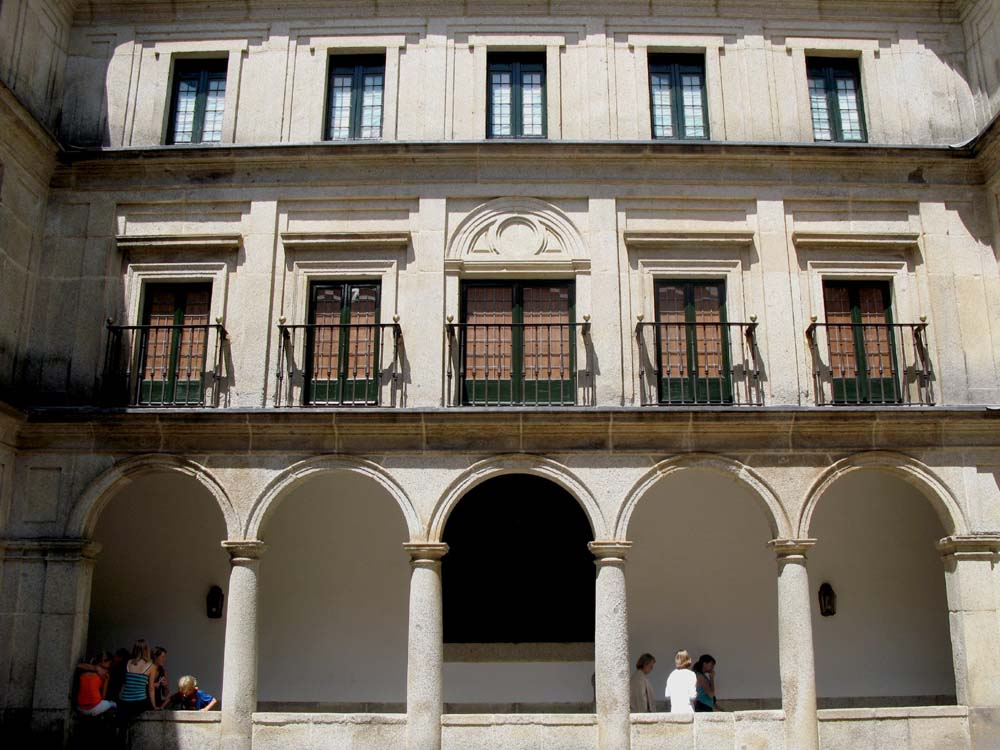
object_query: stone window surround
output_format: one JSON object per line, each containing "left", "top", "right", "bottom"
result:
{"left": 466, "top": 34, "right": 567, "bottom": 140}
{"left": 289, "top": 34, "right": 406, "bottom": 142}
{"left": 782, "top": 37, "right": 881, "bottom": 144}
{"left": 143, "top": 41, "right": 249, "bottom": 147}
{"left": 624, "top": 34, "right": 726, "bottom": 141}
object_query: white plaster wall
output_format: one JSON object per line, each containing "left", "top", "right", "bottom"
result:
{"left": 809, "top": 471, "right": 955, "bottom": 699}
{"left": 257, "top": 471, "right": 410, "bottom": 704}
{"left": 626, "top": 469, "right": 781, "bottom": 701}
{"left": 87, "top": 472, "right": 231, "bottom": 698}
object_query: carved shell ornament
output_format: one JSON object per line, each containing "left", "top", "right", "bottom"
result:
{"left": 447, "top": 197, "right": 586, "bottom": 263}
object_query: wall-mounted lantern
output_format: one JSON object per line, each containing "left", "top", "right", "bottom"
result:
{"left": 818, "top": 582, "right": 836, "bottom": 617}
{"left": 206, "top": 585, "right": 225, "bottom": 619}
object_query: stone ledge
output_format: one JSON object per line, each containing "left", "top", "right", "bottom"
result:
{"left": 253, "top": 712, "right": 406, "bottom": 726}
{"left": 442, "top": 714, "right": 597, "bottom": 726}
{"left": 133, "top": 711, "right": 222, "bottom": 723}
{"left": 631, "top": 710, "right": 784, "bottom": 724}
{"left": 818, "top": 705, "right": 969, "bottom": 721}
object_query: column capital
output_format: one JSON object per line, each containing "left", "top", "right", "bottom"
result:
{"left": 221, "top": 540, "right": 267, "bottom": 561}
{"left": 0, "top": 537, "right": 102, "bottom": 562}
{"left": 937, "top": 534, "right": 1000, "bottom": 558}
{"left": 589, "top": 540, "right": 632, "bottom": 563}
{"left": 404, "top": 542, "right": 449, "bottom": 563}
{"left": 768, "top": 538, "right": 816, "bottom": 559}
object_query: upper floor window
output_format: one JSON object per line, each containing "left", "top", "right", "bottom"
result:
{"left": 326, "top": 54, "right": 385, "bottom": 140}
{"left": 487, "top": 52, "right": 546, "bottom": 139}
{"left": 648, "top": 53, "right": 709, "bottom": 140}
{"left": 807, "top": 58, "right": 866, "bottom": 143}
{"left": 168, "top": 59, "right": 227, "bottom": 144}
{"left": 822, "top": 281, "right": 897, "bottom": 403}
{"left": 138, "top": 283, "right": 213, "bottom": 405}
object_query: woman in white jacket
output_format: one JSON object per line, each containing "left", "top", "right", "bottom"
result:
{"left": 665, "top": 649, "right": 697, "bottom": 713}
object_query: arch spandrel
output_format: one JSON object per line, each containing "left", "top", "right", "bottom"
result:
{"left": 615, "top": 454, "right": 792, "bottom": 540}
{"left": 68, "top": 454, "right": 240, "bottom": 540}
{"left": 429, "top": 455, "right": 608, "bottom": 543}
{"left": 798, "top": 451, "right": 969, "bottom": 539}
{"left": 245, "top": 455, "right": 421, "bottom": 541}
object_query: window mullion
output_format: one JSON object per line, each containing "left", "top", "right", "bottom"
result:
{"left": 192, "top": 70, "right": 209, "bottom": 143}
{"left": 826, "top": 67, "right": 844, "bottom": 142}
{"left": 672, "top": 64, "right": 684, "bottom": 137}
{"left": 512, "top": 63, "right": 523, "bottom": 138}
{"left": 350, "top": 65, "right": 364, "bottom": 139}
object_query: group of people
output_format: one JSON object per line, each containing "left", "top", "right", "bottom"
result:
{"left": 73, "top": 639, "right": 217, "bottom": 721}
{"left": 630, "top": 650, "right": 718, "bottom": 713}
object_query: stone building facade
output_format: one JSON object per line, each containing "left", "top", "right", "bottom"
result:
{"left": 2, "top": 1, "right": 1000, "bottom": 749}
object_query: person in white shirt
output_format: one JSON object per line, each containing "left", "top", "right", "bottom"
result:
{"left": 629, "top": 653, "right": 657, "bottom": 712}
{"left": 665, "top": 649, "right": 697, "bottom": 713}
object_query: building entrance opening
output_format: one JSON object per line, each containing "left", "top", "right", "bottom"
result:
{"left": 442, "top": 474, "right": 595, "bottom": 711}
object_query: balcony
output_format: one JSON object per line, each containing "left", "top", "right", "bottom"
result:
{"left": 446, "top": 320, "right": 593, "bottom": 406}
{"left": 635, "top": 320, "right": 764, "bottom": 406}
{"left": 102, "top": 322, "right": 228, "bottom": 407}
{"left": 275, "top": 322, "right": 403, "bottom": 406}
{"left": 806, "top": 320, "right": 934, "bottom": 406}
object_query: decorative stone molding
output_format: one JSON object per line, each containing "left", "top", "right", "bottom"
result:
{"left": 936, "top": 534, "right": 1000, "bottom": 558}
{"left": 1, "top": 537, "right": 102, "bottom": 562}
{"left": 623, "top": 229, "right": 755, "bottom": 249}
{"left": 768, "top": 538, "right": 817, "bottom": 558}
{"left": 446, "top": 197, "right": 588, "bottom": 274}
{"left": 116, "top": 234, "right": 242, "bottom": 252}
{"left": 588, "top": 541, "right": 632, "bottom": 563}
{"left": 791, "top": 231, "right": 921, "bottom": 251}
{"left": 280, "top": 231, "right": 411, "bottom": 250}
{"left": 403, "top": 542, "right": 449, "bottom": 564}
{"left": 221, "top": 540, "right": 267, "bottom": 561}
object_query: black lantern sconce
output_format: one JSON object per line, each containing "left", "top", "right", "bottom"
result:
{"left": 206, "top": 585, "right": 225, "bottom": 619}
{"left": 818, "top": 582, "right": 836, "bottom": 617}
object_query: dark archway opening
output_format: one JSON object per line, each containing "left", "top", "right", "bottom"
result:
{"left": 443, "top": 474, "right": 594, "bottom": 643}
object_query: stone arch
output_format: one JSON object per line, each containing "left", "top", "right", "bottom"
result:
{"left": 446, "top": 197, "right": 587, "bottom": 265}
{"left": 246, "top": 455, "right": 421, "bottom": 541}
{"left": 428, "top": 455, "right": 607, "bottom": 542}
{"left": 798, "top": 451, "right": 968, "bottom": 538}
{"left": 615, "top": 453, "right": 792, "bottom": 540}
{"left": 67, "top": 454, "right": 239, "bottom": 539}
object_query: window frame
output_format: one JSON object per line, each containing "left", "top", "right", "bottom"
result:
{"left": 647, "top": 53, "right": 710, "bottom": 141}
{"left": 304, "top": 280, "right": 382, "bottom": 405}
{"left": 166, "top": 58, "right": 229, "bottom": 145}
{"left": 459, "top": 280, "right": 575, "bottom": 405}
{"left": 324, "top": 54, "right": 387, "bottom": 141}
{"left": 806, "top": 57, "right": 868, "bottom": 143}
{"left": 652, "top": 279, "right": 731, "bottom": 404}
{"left": 486, "top": 51, "right": 547, "bottom": 140}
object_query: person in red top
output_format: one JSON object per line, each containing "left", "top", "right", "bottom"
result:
{"left": 75, "top": 652, "right": 116, "bottom": 716}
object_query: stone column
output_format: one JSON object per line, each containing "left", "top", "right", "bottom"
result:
{"left": 590, "top": 541, "right": 632, "bottom": 750}
{"left": 938, "top": 534, "right": 1000, "bottom": 748}
{"left": 769, "top": 539, "right": 819, "bottom": 750}
{"left": 220, "top": 540, "right": 266, "bottom": 750}
{"left": 404, "top": 542, "right": 448, "bottom": 750}
{"left": 0, "top": 538, "right": 101, "bottom": 743}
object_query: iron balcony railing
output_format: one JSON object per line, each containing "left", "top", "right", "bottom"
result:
{"left": 275, "top": 321, "right": 403, "bottom": 406}
{"left": 446, "top": 318, "right": 593, "bottom": 406}
{"left": 635, "top": 318, "right": 764, "bottom": 406}
{"left": 103, "top": 322, "right": 227, "bottom": 407}
{"left": 806, "top": 319, "right": 934, "bottom": 405}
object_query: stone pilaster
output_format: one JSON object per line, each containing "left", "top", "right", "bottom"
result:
{"left": 404, "top": 542, "right": 448, "bottom": 750}
{"left": 0, "top": 538, "right": 100, "bottom": 744}
{"left": 220, "top": 540, "right": 266, "bottom": 750}
{"left": 590, "top": 541, "right": 632, "bottom": 750}
{"left": 937, "top": 534, "right": 1000, "bottom": 750}
{"left": 769, "top": 539, "right": 819, "bottom": 750}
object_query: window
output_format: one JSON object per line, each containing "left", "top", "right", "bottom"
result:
{"left": 654, "top": 280, "right": 731, "bottom": 403}
{"left": 487, "top": 52, "right": 546, "bottom": 139}
{"left": 326, "top": 55, "right": 385, "bottom": 140}
{"left": 138, "top": 283, "right": 212, "bottom": 404}
{"left": 822, "top": 281, "right": 899, "bottom": 403}
{"left": 306, "top": 281, "right": 381, "bottom": 404}
{"left": 167, "top": 59, "right": 227, "bottom": 144}
{"left": 807, "top": 58, "right": 866, "bottom": 142}
{"left": 460, "top": 282, "right": 574, "bottom": 404}
{"left": 648, "top": 53, "right": 709, "bottom": 139}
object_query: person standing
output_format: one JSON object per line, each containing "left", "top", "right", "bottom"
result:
{"left": 693, "top": 654, "right": 718, "bottom": 712}
{"left": 630, "top": 653, "right": 657, "bottom": 712}
{"left": 665, "top": 649, "right": 697, "bottom": 714}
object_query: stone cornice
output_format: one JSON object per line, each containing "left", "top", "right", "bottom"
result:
{"left": 16, "top": 406, "right": 1000, "bottom": 454}
{"left": 221, "top": 539, "right": 267, "bottom": 560}
{"left": 403, "top": 542, "right": 449, "bottom": 562}
{"left": 791, "top": 231, "right": 921, "bottom": 251}
{"left": 279, "top": 231, "right": 412, "bottom": 250}
{"left": 116, "top": 234, "right": 243, "bottom": 252}
{"left": 936, "top": 534, "right": 1000, "bottom": 556}
{"left": 1, "top": 537, "right": 103, "bottom": 561}
{"left": 768, "top": 538, "right": 817, "bottom": 558}
{"left": 589, "top": 541, "right": 632, "bottom": 562}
